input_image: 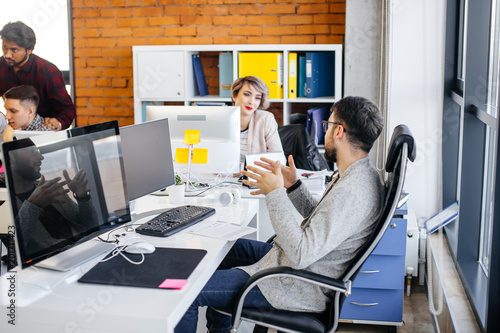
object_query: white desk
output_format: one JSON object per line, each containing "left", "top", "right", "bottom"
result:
{"left": 182, "top": 177, "right": 312, "bottom": 242}
{"left": 181, "top": 178, "right": 276, "bottom": 242}
{"left": 0, "top": 196, "right": 258, "bottom": 333}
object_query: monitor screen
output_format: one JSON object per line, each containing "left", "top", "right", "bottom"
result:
{"left": 120, "top": 118, "right": 175, "bottom": 201}
{"left": 2, "top": 121, "right": 130, "bottom": 269}
{"left": 145, "top": 106, "right": 240, "bottom": 174}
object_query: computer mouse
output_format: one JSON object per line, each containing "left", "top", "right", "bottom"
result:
{"left": 124, "top": 242, "right": 156, "bottom": 254}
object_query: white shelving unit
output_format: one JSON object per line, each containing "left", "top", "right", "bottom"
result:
{"left": 132, "top": 44, "right": 343, "bottom": 124}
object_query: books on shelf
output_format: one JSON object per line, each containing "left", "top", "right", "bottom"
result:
{"left": 219, "top": 52, "right": 233, "bottom": 98}
{"left": 238, "top": 52, "right": 283, "bottom": 99}
{"left": 288, "top": 52, "right": 297, "bottom": 99}
{"left": 306, "top": 105, "right": 331, "bottom": 145}
{"left": 305, "top": 52, "right": 335, "bottom": 98}
{"left": 298, "top": 56, "right": 306, "bottom": 97}
{"left": 192, "top": 54, "right": 208, "bottom": 96}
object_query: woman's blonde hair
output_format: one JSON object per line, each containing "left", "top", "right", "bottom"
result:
{"left": 231, "top": 76, "right": 270, "bottom": 110}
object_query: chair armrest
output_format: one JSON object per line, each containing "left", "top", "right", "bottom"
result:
{"left": 230, "top": 266, "right": 350, "bottom": 326}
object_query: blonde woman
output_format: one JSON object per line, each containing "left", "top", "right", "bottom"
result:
{"left": 231, "top": 76, "right": 283, "bottom": 169}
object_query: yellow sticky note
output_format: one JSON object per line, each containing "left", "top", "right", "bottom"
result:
{"left": 175, "top": 148, "right": 190, "bottom": 164}
{"left": 184, "top": 130, "right": 200, "bottom": 145}
{"left": 192, "top": 148, "right": 208, "bottom": 164}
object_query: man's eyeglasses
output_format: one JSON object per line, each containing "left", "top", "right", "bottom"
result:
{"left": 322, "top": 120, "right": 346, "bottom": 133}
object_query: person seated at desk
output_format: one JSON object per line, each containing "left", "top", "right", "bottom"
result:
{"left": 8, "top": 139, "right": 97, "bottom": 258}
{"left": 231, "top": 76, "right": 283, "bottom": 170}
{"left": 174, "top": 96, "right": 385, "bottom": 333}
{"left": 0, "top": 21, "right": 75, "bottom": 130}
{"left": 0, "top": 85, "right": 53, "bottom": 180}
{"left": 1, "top": 85, "right": 53, "bottom": 143}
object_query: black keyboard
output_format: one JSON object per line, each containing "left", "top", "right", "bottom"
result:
{"left": 135, "top": 205, "right": 216, "bottom": 237}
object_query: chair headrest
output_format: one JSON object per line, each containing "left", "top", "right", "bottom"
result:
{"left": 386, "top": 125, "right": 416, "bottom": 172}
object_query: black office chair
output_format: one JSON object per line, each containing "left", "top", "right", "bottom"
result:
{"left": 278, "top": 124, "right": 330, "bottom": 171}
{"left": 213, "top": 125, "right": 416, "bottom": 333}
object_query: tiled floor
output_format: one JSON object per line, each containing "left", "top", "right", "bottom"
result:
{"left": 337, "top": 282, "right": 434, "bottom": 333}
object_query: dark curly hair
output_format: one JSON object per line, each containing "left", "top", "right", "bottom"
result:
{"left": 331, "top": 96, "right": 384, "bottom": 153}
{"left": 0, "top": 21, "right": 36, "bottom": 50}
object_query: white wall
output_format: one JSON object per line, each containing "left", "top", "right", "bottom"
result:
{"left": 1, "top": 0, "right": 70, "bottom": 71}
{"left": 388, "top": 0, "right": 446, "bottom": 220}
{"left": 345, "top": 0, "right": 382, "bottom": 105}
{"left": 346, "top": 0, "right": 446, "bottom": 221}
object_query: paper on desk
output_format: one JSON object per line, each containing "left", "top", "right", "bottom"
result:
{"left": 186, "top": 220, "right": 256, "bottom": 241}
{"left": 297, "top": 168, "right": 328, "bottom": 195}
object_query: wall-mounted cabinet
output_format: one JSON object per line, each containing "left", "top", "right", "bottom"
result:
{"left": 132, "top": 44, "right": 343, "bottom": 124}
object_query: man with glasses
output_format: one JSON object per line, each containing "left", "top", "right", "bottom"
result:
{"left": 175, "top": 96, "right": 385, "bottom": 333}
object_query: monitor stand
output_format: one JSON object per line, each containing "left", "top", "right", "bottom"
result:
{"left": 35, "top": 239, "right": 116, "bottom": 272}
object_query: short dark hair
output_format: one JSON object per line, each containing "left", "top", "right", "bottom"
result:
{"left": 3, "top": 85, "right": 39, "bottom": 111}
{"left": 231, "top": 76, "right": 270, "bottom": 110}
{"left": 332, "top": 96, "right": 384, "bottom": 152}
{"left": 0, "top": 21, "right": 36, "bottom": 50}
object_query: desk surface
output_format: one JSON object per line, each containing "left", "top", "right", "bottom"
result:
{"left": 0, "top": 197, "right": 258, "bottom": 333}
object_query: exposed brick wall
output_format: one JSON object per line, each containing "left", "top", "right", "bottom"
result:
{"left": 72, "top": 0, "right": 346, "bottom": 127}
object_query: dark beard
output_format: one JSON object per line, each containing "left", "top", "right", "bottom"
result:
{"left": 5, "top": 52, "right": 29, "bottom": 68}
{"left": 324, "top": 146, "right": 337, "bottom": 163}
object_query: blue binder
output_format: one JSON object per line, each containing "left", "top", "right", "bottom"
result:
{"left": 305, "top": 52, "right": 335, "bottom": 98}
{"left": 306, "top": 105, "right": 331, "bottom": 145}
{"left": 192, "top": 54, "right": 208, "bottom": 96}
{"left": 298, "top": 56, "right": 306, "bottom": 97}
{"left": 219, "top": 52, "right": 233, "bottom": 98}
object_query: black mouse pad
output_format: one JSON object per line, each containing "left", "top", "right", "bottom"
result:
{"left": 78, "top": 247, "right": 207, "bottom": 289}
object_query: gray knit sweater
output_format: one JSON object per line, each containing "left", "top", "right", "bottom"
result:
{"left": 240, "top": 157, "right": 384, "bottom": 312}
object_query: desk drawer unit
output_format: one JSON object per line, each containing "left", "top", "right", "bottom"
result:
{"left": 340, "top": 218, "right": 407, "bottom": 327}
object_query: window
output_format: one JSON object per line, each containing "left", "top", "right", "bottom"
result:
{"left": 0, "top": 1, "right": 72, "bottom": 86}
{"left": 443, "top": 0, "right": 500, "bottom": 330}
{"left": 479, "top": 0, "right": 500, "bottom": 276}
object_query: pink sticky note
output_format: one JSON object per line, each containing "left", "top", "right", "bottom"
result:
{"left": 159, "top": 279, "right": 188, "bottom": 290}
{"left": 0, "top": 164, "right": 4, "bottom": 174}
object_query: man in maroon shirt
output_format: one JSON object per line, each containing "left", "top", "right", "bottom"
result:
{"left": 0, "top": 21, "right": 75, "bottom": 130}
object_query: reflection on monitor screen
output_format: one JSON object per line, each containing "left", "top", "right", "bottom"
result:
{"left": 2, "top": 121, "right": 129, "bottom": 269}
{"left": 145, "top": 106, "right": 240, "bottom": 174}
{"left": 120, "top": 118, "right": 175, "bottom": 201}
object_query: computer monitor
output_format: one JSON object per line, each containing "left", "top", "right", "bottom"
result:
{"left": 145, "top": 106, "right": 240, "bottom": 174}
{"left": 120, "top": 118, "right": 175, "bottom": 201}
{"left": 2, "top": 121, "right": 130, "bottom": 270}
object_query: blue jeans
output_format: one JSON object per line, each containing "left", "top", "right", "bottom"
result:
{"left": 175, "top": 239, "right": 274, "bottom": 333}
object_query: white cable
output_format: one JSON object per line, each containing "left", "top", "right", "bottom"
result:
{"left": 99, "top": 245, "right": 145, "bottom": 265}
